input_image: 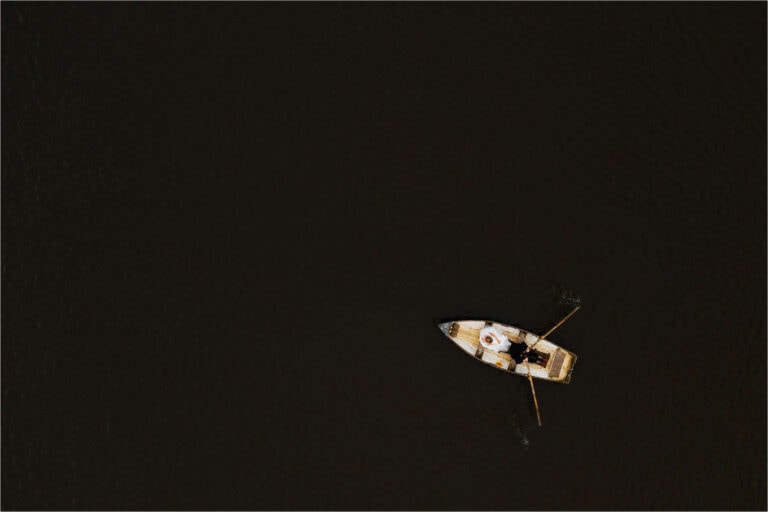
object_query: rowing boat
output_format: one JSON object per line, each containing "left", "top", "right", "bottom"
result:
{"left": 438, "top": 320, "right": 578, "bottom": 384}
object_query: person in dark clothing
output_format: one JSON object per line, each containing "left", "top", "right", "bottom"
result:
{"left": 507, "top": 340, "right": 529, "bottom": 363}
{"left": 507, "top": 341, "right": 549, "bottom": 366}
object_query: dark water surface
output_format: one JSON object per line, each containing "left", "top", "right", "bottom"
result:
{"left": 3, "top": 3, "right": 765, "bottom": 510}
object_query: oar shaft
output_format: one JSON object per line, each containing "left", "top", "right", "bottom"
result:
{"left": 521, "top": 305, "right": 579, "bottom": 428}
{"left": 526, "top": 360, "right": 542, "bottom": 426}
{"left": 530, "top": 305, "right": 580, "bottom": 350}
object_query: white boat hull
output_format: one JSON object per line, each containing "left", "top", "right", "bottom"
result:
{"left": 439, "top": 320, "right": 577, "bottom": 383}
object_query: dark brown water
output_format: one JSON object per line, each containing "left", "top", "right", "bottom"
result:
{"left": 3, "top": 3, "right": 765, "bottom": 510}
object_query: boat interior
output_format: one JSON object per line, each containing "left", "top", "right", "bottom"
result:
{"left": 444, "top": 320, "right": 575, "bottom": 383}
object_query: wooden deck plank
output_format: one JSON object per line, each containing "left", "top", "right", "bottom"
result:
{"left": 548, "top": 349, "right": 566, "bottom": 378}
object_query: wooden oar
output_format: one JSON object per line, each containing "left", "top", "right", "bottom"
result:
{"left": 528, "top": 305, "right": 580, "bottom": 351}
{"left": 524, "top": 305, "right": 579, "bottom": 427}
{"left": 526, "top": 359, "right": 542, "bottom": 426}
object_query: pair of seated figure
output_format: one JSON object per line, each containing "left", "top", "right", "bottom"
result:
{"left": 479, "top": 326, "right": 549, "bottom": 366}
